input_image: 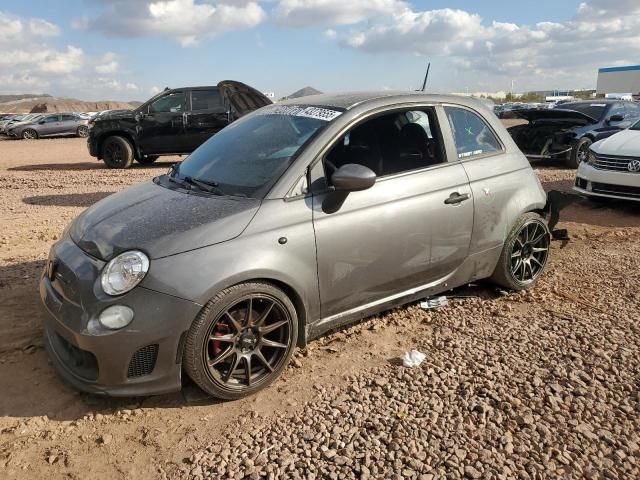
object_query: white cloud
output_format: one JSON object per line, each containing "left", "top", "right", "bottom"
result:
{"left": 274, "top": 0, "right": 407, "bottom": 27}
{"left": 80, "top": 0, "right": 266, "bottom": 46}
{"left": 95, "top": 52, "right": 119, "bottom": 74}
{"left": 323, "top": 28, "right": 336, "bottom": 40}
{"left": 326, "top": 1, "right": 640, "bottom": 90}
{"left": 150, "top": 86, "right": 162, "bottom": 95}
{"left": 0, "top": 11, "right": 144, "bottom": 100}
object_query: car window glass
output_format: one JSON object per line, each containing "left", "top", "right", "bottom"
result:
{"left": 325, "top": 108, "right": 445, "bottom": 180}
{"left": 191, "top": 89, "right": 222, "bottom": 111}
{"left": 60, "top": 114, "right": 76, "bottom": 121}
{"left": 609, "top": 103, "right": 625, "bottom": 119}
{"left": 43, "top": 115, "right": 59, "bottom": 123}
{"left": 444, "top": 106, "right": 502, "bottom": 159}
{"left": 626, "top": 103, "right": 640, "bottom": 117}
{"left": 149, "top": 92, "right": 186, "bottom": 113}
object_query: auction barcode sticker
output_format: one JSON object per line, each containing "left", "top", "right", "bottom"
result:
{"left": 258, "top": 105, "right": 343, "bottom": 121}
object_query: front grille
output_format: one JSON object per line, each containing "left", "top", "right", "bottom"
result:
{"left": 575, "top": 177, "right": 587, "bottom": 189}
{"left": 592, "top": 154, "right": 637, "bottom": 172}
{"left": 592, "top": 182, "right": 640, "bottom": 199}
{"left": 127, "top": 344, "right": 158, "bottom": 378}
{"left": 50, "top": 332, "right": 98, "bottom": 381}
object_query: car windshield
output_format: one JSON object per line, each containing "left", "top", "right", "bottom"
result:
{"left": 631, "top": 119, "right": 640, "bottom": 130}
{"left": 170, "top": 105, "right": 343, "bottom": 198}
{"left": 555, "top": 102, "right": 607, "bottom": 120}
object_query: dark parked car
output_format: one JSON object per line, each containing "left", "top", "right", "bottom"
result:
{"left": 7, "top": 113, "right": 89, "bottom": 139}
{"left": 87, "top": 80, "right": 272, "bottom": 168}
{"left": 41, "top": 92, "right": 551, "bottom": 398}
{"left": 507, "top": 99, "right": 640, "bottom": 168}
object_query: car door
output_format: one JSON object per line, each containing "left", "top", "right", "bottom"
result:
{"left": 597, "top": 103, "right": 628, "bottom": 140}
{"left": 137, "top": 90, "right": 188, "bottom": 154}
{"left": 37, "top": 115, "right": 61, "bottom": 136}
{"left": 442, "top": 104, "right": 527, "bottom": 261}
{"left": 311, "top": 106, "right": 473, "bottom": 320}
{"left": 183, "top": 88, "right": 229, "bottom": 151}
{"left": 56, "top": 114, "right": 77, "bottom": 135}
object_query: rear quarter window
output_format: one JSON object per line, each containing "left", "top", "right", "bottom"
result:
{"left": 444, "top": 106, "right": 502, "bottom": 159}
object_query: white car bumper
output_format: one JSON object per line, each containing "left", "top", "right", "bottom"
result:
{"left": 574, "top": 162, "right": 640, "bottom": 202}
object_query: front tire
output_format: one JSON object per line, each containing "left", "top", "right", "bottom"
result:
{"left": 102, "top": 136, "right": 134, "bottom": 169}
{"left": 183, "top": 282, "right": 298, "bottom": 400}
{"left": 491, "top": 212, "right": 550, "bottom": 290}
{"left": 568, "top": 137, "right": 592, "bottom": 169}
{"left": 22, "top": 129, "right": 38, "bottom": 140}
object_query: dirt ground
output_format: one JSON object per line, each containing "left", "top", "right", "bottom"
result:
{"left": 0, "top": 136, "right": 639, "bottom": 479}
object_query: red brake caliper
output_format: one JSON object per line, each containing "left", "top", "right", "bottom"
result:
{"left": 212, "top": 323, "right": 231, "bottom": 357}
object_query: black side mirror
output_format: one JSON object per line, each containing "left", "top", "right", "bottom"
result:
{"left": 38, "top": 120, "right": 45, "bottom": 124}
{"left": 331, "top": 163, "right": 376, "bottom": 192}
{"left": 608, "top": 114, "right": 624, "bottom": 123}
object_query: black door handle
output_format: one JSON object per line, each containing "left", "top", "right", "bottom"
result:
{"left": 444, "top": 192, "right": 470, "bottom": 205}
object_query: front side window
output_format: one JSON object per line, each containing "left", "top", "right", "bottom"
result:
{"left": 191, "top": 89, "right": 222, "bottom": 111}
{"left": 43, "top": 115, "right": 59, "bottom": 123}
{"left": 149, "top": 92, "right": 186, "bottom": 113}
{"left": 608, "top": 103, "right": 626, "bottom": 120}
{"left": 167, "top": 105, "right": 342, "bottom": 198}
{"left": 324, "top": 108, "right": 445, "bottom": 180}
{"left": 444, "top": 106, "right": 502, "bottom": 159}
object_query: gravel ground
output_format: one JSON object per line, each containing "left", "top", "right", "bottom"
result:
{"left": 0, "top": 136, "right": 639, "bottom": 479}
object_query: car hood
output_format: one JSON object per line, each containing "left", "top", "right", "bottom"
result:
{"left": 70, "top": 180, "right": 261, "bottom": 260}
{"left": 511, "top": 108, "right": 597, "bottom": 125}
{"left": 95, "top": 109, "right": 134, "bottom": 121}
{"left": 8, "top": 120, "right": 38, "bottom": 128}
{"left": 592, "top": 129, "right": 640, "bottom": 157}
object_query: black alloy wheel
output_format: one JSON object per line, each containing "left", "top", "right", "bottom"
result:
{"left": 184, "top": 282, "right": 298, "bottom": 400}
{"left": 102, "top": 136, "right": 134, "bottom": 169}
{"left": 491, "top": 212, "right": 550, "bottom": 290}
{"left": 509, "top": 219, "right": 550, "bottom": 284}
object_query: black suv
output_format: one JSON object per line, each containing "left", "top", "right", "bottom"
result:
{"left": 87, "top": 81, "right": 271, "bottom": 168}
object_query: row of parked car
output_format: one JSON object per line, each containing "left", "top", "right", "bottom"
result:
{"left": 0, "top": 112, "right": 91, "bottom": 139}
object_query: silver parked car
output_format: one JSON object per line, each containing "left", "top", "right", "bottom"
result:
{"left": 40, "top": 92, "right": 550, "bottom": 399}
{"left": 7, "top": 113, "right": 89, "bottom": 139}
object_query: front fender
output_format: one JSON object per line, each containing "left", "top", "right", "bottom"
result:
{"left": 140, "top": 197, "right": 320, "bottom": 338}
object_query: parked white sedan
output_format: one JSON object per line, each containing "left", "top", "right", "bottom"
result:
{"left": 574, "top": 120, "right": 640, "bottom": 202}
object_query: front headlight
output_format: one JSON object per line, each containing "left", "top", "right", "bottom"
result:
{"left": 101, "top": 250, "right": 149, "bottom": 296}
{"left": 587, "top": 151, "right": 597, "bottom": 165}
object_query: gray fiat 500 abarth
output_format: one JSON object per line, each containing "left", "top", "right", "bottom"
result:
{"left": 40, "top": 92, "right": 550, "bottom": 399}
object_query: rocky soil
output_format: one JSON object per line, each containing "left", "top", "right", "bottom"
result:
{"left": 0, "top": 136, "right": 639, "bottom": 479}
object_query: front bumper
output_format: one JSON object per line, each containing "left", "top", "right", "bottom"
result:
{"left": 87, "top": 134, "right": 99, "bottom": 158}
{"left": 39, "top": 236, "right": 202, "bottom": 396}
{"left": 574, "top": 163, "right": 640, "bottom": 202}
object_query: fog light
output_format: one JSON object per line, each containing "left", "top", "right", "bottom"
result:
{"left": 99, "top": 305, "right": 134, "bottom": 330}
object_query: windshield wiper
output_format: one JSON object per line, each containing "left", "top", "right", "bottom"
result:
{"left": 182, "top": 176, "right": 224, "bottom": 195}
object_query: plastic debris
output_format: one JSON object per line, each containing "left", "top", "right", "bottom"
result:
{"left": 420, "top": 296, "right": 448, "bottom": 309}
{"left": 403, "top": 349, "right": 426, "bottom": 368}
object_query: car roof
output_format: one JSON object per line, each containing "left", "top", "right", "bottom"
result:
{"left": 277, "top": 91, "right": 489, "bottom": 111}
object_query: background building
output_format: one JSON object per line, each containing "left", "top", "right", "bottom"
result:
{"left": 597, "top": 65, "right": 640, "bottom": 97}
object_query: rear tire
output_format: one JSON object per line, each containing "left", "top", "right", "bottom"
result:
{"left": 137, "top": 155, "right": 158, "bottom": 165}
{"left": 567, "top": 137, "right": 592, "bottom": 169}
{"left": 22, "top": 129, "right": 38, "bottom": 140}
{"left": 183, "top": 282, "right": 298, "bottom": 400}
{"left": 102, "top": 136, "right": 134, "bottom": 169}
{"left": 76, "top": 126, "right": 89, "bottom": 138}
{"left": 491, "top": 212, "right": 550, "bottom": 291}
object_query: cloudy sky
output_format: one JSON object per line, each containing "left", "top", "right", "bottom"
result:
{"left": 1, "top": 0, "right": 639, "bottom": 100}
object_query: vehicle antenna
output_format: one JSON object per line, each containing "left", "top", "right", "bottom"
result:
{"left": 421, "top": 62, "right": 431, "bottom": 92}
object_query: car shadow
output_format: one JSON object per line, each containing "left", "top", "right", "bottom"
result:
{"left": 9, "top": 162, "right": 102, "bottom": 171}
{"left": 528, "top": 158, "right": 571, "bottom": 170}
{"left": 541, "top": 179, "right": 640, "bottom": 228}
{"left": 9, "top": 161, "right": 176, "bottom": 172}
{"left": 23, "top": 192, "right": 115, "bottom": 208}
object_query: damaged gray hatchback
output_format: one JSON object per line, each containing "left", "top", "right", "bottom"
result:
{"left": 40, "top": 92, "right": 550, "bottom": 399}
